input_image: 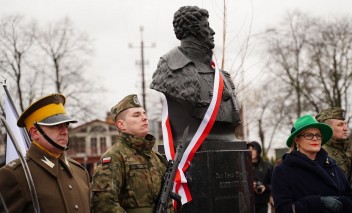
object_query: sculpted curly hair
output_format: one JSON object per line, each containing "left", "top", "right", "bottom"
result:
{"left": 173, "top": 6, "right": 209, "bottom": 40}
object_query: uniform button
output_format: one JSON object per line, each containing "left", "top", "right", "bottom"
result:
{"left": 74, "top": 205, "right": 79, "bottom": 210}
{"left": 68, "top": 185, "right": 73, "bottom": 190}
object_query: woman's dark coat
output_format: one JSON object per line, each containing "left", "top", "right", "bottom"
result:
{"left": 272, "top": 149, "right": 352, "bottom": 213}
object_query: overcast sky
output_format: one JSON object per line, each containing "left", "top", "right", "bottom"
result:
{"left": 2, "top": 0, "right": 352, "bottom": 123}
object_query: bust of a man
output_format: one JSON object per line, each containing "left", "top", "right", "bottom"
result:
{"left": 150, "top": 6, "right": 241, "bottom": 147}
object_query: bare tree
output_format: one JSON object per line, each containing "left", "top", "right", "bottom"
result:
{"left": 249, "top": 11, "right": 352, "bottom": 155}
{"left": 245, "top": 76, "right": 290, "bottom": 159}
{"left": 265, "top": 11, "right": 352, "bottom": 115}
{"left": 34, "top": 17, "right": 101, "bottom": 121}
{"left": 0, "top": 15, "right": 103, "bottom": 123}
{"left": 263, "top": 11, "right": 317, "bottom": 118}
{"left": 0, "top": 15, "right": 38, "bottom": 112}
{"left": 35, "top": 17, "right": 92, "bottom": 93}
{"left": 307, "top": 16, "right": 352, "bottom": 111}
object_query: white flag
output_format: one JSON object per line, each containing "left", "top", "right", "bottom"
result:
{"left": 4, "top": 91, "right": 28, "bottom": 164}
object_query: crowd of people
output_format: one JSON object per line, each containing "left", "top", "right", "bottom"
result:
{"left": 1, "top": 5, "right": 352, "bottom": 213}
{"left": 3, "top": 93, "right": 352, "bottom": 212}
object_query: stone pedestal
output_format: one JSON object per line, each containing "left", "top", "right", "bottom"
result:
{"left": 159, "top": 141, "right": 255, "bottom": 213}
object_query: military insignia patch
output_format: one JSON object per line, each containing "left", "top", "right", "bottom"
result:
{"left": 102, "top": 157, "right": 111, "bottom": 164}
{"left": 133, "top": 95, "right": 140, "bottom": 105}
{"left": 41, "top": 156, "right": 55, "bottom": 168}
{"left": 53, "top": 94, "right": 61, "bottom": 104}
{"left": 8, "top": 161, "right": 17, "bottom": 167}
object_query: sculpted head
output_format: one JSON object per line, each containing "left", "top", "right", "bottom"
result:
{"left": 173, "top": 6, "right": 215, "bottom": 49}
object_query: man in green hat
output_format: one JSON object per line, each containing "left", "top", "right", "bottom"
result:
{"left": 316, "top": 107, "right": 352, "bottom": 183}
{"left": 91, "top": 94, "right": 173, "bottom": 213}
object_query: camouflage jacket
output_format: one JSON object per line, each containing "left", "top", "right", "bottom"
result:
{"left": 323, "top": 138, "right": 352, "bottom": 181}
{"left": 91, "top": 132, "right": 173, "bottom": 213}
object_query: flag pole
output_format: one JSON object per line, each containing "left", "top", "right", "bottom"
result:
{"left": 2, "top": 80, "right": 31, "bottom": 148}
{"left": 0, "top": 76, "right": 40, "bottom": 212}
{"left": 0, "top": 191, "right": 9, "bottom": 213}
{"left": 0, "top": 117, "right": 40, "bottom": 213}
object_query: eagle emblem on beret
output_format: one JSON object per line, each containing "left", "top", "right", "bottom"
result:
{"left": 133, "top": 96, "right": 140, "bottom": 105}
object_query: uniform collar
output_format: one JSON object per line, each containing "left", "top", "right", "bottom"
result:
{"left": 325, "top": 138, "right": 350, "bottom": 150}
{"left": 119, "top": 132, "right": 156, "bottom": 157}
{"left": 28, "top": 143, "right": 73, "bottom": 177}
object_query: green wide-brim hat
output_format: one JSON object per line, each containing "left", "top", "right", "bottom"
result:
{"left": 286, "top": 115, "right": 333, "bottom": 147}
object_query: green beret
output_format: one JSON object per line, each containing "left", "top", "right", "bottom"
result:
{"left": 316, "top": 107, "right": 346, "bottom": 122}
{"left": 110, "top": 94, "right": 142, "bottom": 121}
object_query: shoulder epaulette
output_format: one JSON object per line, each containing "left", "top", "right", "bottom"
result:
{"left": 66, "top": 158, "right": 86, "bottom": 170}
{"left": 5, "top": 159, "right": 22, "bottom": 170}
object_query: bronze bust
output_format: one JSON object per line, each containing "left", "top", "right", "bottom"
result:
{"left": 150, "top": 6, "right": 241, "bottom": 147}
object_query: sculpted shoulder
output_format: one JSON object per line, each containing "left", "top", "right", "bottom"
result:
{"left": 161, "top": 47, "right": 193, "bottom": 71}
{"left": 151, "top": 48, "right": 201, "bottom": 103}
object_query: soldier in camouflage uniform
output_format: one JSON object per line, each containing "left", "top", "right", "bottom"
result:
{"left": 91, "top": 94, "right": 173, "bottom": 213}
{"left": 316, "top": 107, "right": 352, "bottom": 183}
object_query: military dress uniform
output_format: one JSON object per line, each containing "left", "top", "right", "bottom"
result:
{"left": 91, "top": 132, "right": 172, "bottom": 213}
{"left": 0, "top": 143, "right": 90, "bottom": 212}
{"left": 0, "top": 93, "right": 91, "bottom": 212}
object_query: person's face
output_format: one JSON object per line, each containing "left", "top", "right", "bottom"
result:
{"left": 248, "top": 146, "right": 258, "bottom": 161}
{"left": 197, "top": 17, "right": 215, "bottom": 49}
{"left": 326, "top": 119, "right": 348, "bottom": 141}
{"left": 30, "top": 123, "right": 69, "bottom": 154}
{"left": 117, "top": 107, "right": 149, "bottom": 138}
{"left": 295, "top": 127, "right": 322, "bottom": 159}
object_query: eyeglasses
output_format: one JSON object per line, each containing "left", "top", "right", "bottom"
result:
{"left": 297, "top": 133, "right": 323, "bottom": 140}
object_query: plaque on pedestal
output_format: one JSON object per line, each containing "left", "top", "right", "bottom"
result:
{"left": 159, "top": 141, "right": 255, "bottom": 213}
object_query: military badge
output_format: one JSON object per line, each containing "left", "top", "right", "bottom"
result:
{"left": 342, "top": 110, "right": 346, "bottom": 120}
{"left": 102, "top": 157, "right": 111, "bottom": 164}
{"left": 133, "top": 95, "right": 140, "bottom": 105}
{"left": 53, "top": 94, "right": 61, "bottom": 104}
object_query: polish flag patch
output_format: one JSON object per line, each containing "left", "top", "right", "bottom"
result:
{"left": 102, "top": 157, "right": 111, "bottom": 164}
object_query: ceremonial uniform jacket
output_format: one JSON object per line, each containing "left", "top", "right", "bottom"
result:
{"left": 323, "top": 138, "right": 352, "bottom": 181}
{"left": 91, "top": 132, "right": 173, "bottom": 213}
{"left": 0, "top": 143, "right": 90, "bottom": 213}
{"left": 272, "top": 149, "right": 352, "bottom": 213}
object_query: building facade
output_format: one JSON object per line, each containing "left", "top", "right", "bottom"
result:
{"left": 67, "top": 119, "right": 119, "bottom": 176}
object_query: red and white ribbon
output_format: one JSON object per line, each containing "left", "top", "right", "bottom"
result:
{"left": 161, "top": 61, "right": 224, "bottom": 205}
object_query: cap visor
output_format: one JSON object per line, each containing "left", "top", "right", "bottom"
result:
{"left": 37, "top": 114, "right": 77, "bottom": 126}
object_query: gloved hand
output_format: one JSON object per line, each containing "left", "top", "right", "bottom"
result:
{"left": 320, "top": 196, "right": 343, "bottom": 213}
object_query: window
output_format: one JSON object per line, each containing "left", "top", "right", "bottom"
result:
{"left": 71, "top": 137, "right": 85, "bottom": 154}
{"left": 100, "top": 137, "right": 107, "bottom": 154}
{"left": 91, "top": 138, "right": 97, "bottom": 155}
